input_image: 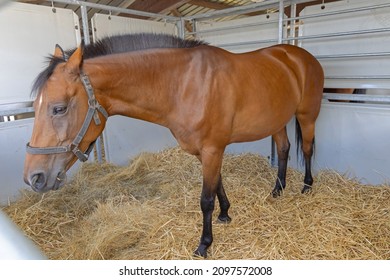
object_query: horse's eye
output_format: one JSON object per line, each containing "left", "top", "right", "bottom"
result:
{"left": 53, "top": 105, "right": 67, "bottom": 115}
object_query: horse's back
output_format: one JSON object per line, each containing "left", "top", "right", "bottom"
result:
{"left": 259, "top": 44, "right": 324, "bottom": 122}
{"left": 248, "top": 44, "right": 323, "bottom": 93}
{"left": 237, "top": 44, "right": 324, "bottom": 116}
{"left": 203, "top": 44, "right": 324, "bottom": 143}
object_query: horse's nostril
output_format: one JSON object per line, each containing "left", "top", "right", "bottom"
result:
{"left": 30, "top": 172, "right": 46, "bottom": 192}
{"left": 31, "top": 174, "right": 39, "bottom": 186}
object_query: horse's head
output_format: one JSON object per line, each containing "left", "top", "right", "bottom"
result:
{"left": 23, "top": 45, "right": 108, "bottom": 193}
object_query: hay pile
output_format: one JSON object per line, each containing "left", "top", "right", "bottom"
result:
{"left": 3, "top": 147, "right": 390, "bottom": 259}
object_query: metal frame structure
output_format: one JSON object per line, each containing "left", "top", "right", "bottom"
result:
{"left": 42, "top": 1, "right": 390, "bottom": 91}
{"left": 0, "top": 0, "right": 388, "bottom": 157}
{"left": 3, "top": 0, "right": 386, "bottom": 102}
{"left": 1, "top": 0, "right": 389, "bottom": 165}
{"left": 2, "top": 0, "right": 387, "bottom": 107}
{"left": 0, "top": 0, "right": 389, "bottom": 259}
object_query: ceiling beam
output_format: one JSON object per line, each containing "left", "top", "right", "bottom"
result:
{"left": 121, "top": 0, "right": 190, "bottom": 19}
{"left": 127, "top": 0, "right": 190, "bottom": 14}
{"left": 285, "top": 0, "right": 341, "bottom": 17}
{"left": 17, "top": 0, "right": 46, "bottom": 3}
{"left": 188, "top": 0, "right": 233, "bottom": 10}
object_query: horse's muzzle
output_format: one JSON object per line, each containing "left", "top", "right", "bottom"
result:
{"left": 24, "top": 171, "right": 67, "bottom": 193}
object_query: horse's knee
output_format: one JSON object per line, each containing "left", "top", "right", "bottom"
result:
{"left": 200, "top": 194, "right": 215, "bottom": 213}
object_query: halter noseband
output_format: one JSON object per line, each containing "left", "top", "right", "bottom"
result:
{"left": 26, "top": 71, "right": 108, "bottom": 162}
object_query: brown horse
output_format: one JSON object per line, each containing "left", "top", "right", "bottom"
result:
{"left": 23, "top": 33, "right": 324, "bottom": 258}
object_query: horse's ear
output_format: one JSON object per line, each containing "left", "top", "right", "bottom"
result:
{"left": 65, "top": 44, "right": 84, "bottom": 75}
{"left": 53, "top": 44, "right": 66, "bottom": 60}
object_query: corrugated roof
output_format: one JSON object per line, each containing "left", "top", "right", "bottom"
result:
{"left": 24, "top": 0, "right": 262, "bottom": 21}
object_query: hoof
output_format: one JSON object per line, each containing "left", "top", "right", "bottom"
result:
{"left": 301, "top": 185, "right": 312, "bottom": 194}
{"left": 271, "top": 188, "right": 282, "bottom": 198}
{"left": 194, "top": 246, "right": 207, "bottom": 258}
{"left": 217, "top": 215, "right": 232, "bottom": 224}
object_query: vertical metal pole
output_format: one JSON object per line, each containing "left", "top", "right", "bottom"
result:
{"left": 278, "top": 0, "right": 284, "bottom": 44}
{"left": 80, "top": 4, "right": 90, "bottom": 45}
{"left": 192, "top": 19, "right": 197, "bottom": 39}
{"left": 271, "top": 0, "right": 285, "bottom": 167}
{"left": 177, "top": 18, "right": 185, "bottom": 39}
{"left": 290, "top": 3, "right": 297, "bottom": 45}
{"left": 81, "top": 4, "right": 103, "bottom": 163}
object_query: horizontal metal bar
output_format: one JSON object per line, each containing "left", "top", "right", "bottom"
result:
{"left": 216, "top": 38, "right": 278, "bottom": 48}
{"left": 286, "top": 2, "right": 390, "bottom": 22}
{"left": 189, "top": 17, "right": 279, "bottom": 36}
{"left": 326, "top": 76, "right": 390, "bottom": 80}
{"left": 284, "top": 27, "right": 390, "bottom": 42}
{"left": 185, "top": 0, "right": 281, "bottom": 21}
{"left": 48, "top": 0, "right": 179, "bottom": 21}
{"left": 316, "top": 52, "right": 390, "bottom": 60}
{"left": 0, "top": 107, "right": 34, "bottom": 117}
{"left": 323, "top": 93, "right": 390, "bottom": 103}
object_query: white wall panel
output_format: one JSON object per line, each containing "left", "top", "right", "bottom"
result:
{"left": 195, "top": 13, "right": 282, "bottom": 53}
{"left": 286, "top": 103, "right": 390, "bottom": 185}
{"left": 0, "top": 119, "right": 33, "bottom": 204}
{"left": 0, "top": 2, "right": 81, "bottom": 103}
{"left": 226, "top": 139, "right": 272, "bottom": 159}
{"left": 103, "top": 116, "right": 177, "bottom": 166}
{"left": 299, "top": 0, "right": 390, "bottom": 89}
{"left": 314, "top": 103, "right": 390, "bottom": 185}
{"left": 91, "top": 13, "right": 178, "bottom": 40}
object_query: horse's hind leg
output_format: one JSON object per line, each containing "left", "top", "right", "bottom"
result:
{"left": 296, "top": 116, "right": 316, "bottom": 194}
{"left": 271, "top": 127, "right": 290, "bottom": 197}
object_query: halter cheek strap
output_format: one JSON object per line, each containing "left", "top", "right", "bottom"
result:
{"left": 26, "top": 71, "right": 108, "bottom": 162}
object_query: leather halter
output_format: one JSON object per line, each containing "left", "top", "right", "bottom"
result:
{"left": 26, "top": 71, "right": 108, "bottom": 162}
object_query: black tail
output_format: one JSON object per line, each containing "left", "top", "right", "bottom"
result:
{"left": 295, "top": 119, "right": 303, "bottom": 165}
{"left": 295, "top": 119, "right": 315, "bottom": 166}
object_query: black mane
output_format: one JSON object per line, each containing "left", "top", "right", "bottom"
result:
{"left": 31, "top": 33, "right": 207, "bottom": 96}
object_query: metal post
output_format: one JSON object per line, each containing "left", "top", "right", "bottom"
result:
{"left": 80, "top": 3, "right": 103, "bottom": 163}
{"left": 80, "top": 4, "right": 90, "bottom": 44}
{"left": 271, "top": 0, "right": 284, "bottom": 167}
{"left": 290, "top": 3, "right": 297, "bottom": 45}
{"left": 177, "top": 17, "right": 185, "bottom": 39}
{"left": 278, "top": 0, "right": 284, "bottom": 44}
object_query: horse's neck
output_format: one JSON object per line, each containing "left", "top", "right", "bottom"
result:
{"left": 86, "top": 51, "right": 181, "bottom": 127}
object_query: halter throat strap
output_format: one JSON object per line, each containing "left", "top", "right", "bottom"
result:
{"left": 26, "top": 71, "right": 108, "bottom": 162}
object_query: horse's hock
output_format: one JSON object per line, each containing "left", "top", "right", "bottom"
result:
{"left": 1, "top": 0, "right": 390, "bottom": 260}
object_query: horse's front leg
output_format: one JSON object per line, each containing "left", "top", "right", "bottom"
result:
{"left": 194, "top": 147, "right": 224, "bottom": 258}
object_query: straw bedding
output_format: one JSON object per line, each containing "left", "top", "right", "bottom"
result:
{"left": 3, "top": 147, "right": 390, "bottom": 259}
